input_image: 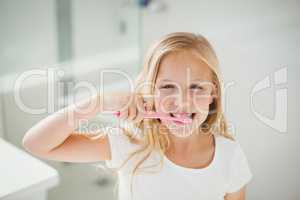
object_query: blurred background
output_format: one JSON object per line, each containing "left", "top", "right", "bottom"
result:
{"left": 0, "top": 0, "right": 299, "bottom": 200}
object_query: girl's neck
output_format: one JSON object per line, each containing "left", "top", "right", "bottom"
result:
{"left": 167, "top": 131, "right": 214, "bottom": 156}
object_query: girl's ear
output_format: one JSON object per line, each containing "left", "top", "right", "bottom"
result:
{"left": 209, "top": 95, "right": 214, "bottom": 104}
{"left": 209, "top": 82, "right": 217, "bottom": 104}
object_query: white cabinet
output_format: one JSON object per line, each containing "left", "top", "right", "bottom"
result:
{"left": 0, "top": 138, "right": 59, "bottom": 200}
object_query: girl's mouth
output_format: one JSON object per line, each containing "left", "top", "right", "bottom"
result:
{"left": 170, "top": 113, "right": 195, "bottom": 118}
{"left": 169, "top": 113, "right": 196, "bottom": 124}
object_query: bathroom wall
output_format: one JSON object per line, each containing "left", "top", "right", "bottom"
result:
{"left": 0, "top": 0, "right": 57, "bottom": 75}
{"left": 0, "top": 0, "right": 58, "bottom": 143}
{"left": 72, "top": 0, "right": 140, "bottom": 59}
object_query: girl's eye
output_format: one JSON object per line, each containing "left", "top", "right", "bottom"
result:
{"left": 190, "top": 84, "right": 203, "bottom": 90}
{"left": 159, "top": 84, "right": 175, "bottom": 89}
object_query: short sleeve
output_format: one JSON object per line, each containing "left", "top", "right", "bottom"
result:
{"left": 105, "top": 120, "right": 141, "bottom": 169}
{"left": 226, "top": 142, "right": 253, "bottom": 193}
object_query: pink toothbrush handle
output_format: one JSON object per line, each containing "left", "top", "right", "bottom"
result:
{"left": 113, "top": 111, "right": 192, "bottom": 124}
{"left": 113, "top": 111, "right": 121, "bottom": 117}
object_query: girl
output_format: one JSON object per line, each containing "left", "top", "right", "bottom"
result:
{"left": 23, "top": 32, "right": 253, "bottom": 200}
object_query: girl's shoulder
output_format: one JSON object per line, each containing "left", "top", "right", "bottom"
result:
{"left": 105, "top": 120, "right": 143, "bottom": 151}
{"left": 215, "top": 134, "right": 246, "bottom": 160}
{"left": 104, "top": 120, "right": 144, "bottom": 169}
{"left": 215, "top": 134, "right": 253, "bottom": 193}
{"left": 215, "top": 134, "right": 237, "bottom": 145}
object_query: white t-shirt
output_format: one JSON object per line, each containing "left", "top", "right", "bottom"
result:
{"left": 105, "top": 121, "right": 253, "bottom": 200}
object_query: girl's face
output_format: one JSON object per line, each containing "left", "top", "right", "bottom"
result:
{"left": 153, "top": 50, "right": 215, "bottom": 137}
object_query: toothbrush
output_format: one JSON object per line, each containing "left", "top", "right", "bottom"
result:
{"left": 113, "top": 111, "right": 192, "bottom": 124}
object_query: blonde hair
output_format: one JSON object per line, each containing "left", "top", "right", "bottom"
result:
{"left": 111, "top": 32, "right": 234, "bottom": 196}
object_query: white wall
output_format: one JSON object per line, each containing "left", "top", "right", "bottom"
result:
{"left": 141, "top": 0, "right": 300, "bottom": 199}
{"left": 0, "top": 0, "right": 57, "bottom": 75}
{"left": 72, "top": 0, "right": 140, "bottom": 59}
{"left": 0, "top": 0, "right": 57, "bottom": 142}
{"left": 71, "top": 0, "right": 141, "bottom": 85}
{"left": 0, "top": 95, "right": 4, "bottom": 138}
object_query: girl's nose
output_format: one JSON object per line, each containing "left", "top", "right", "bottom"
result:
{"left": 173, "top": 92, "right": 192, "bottom": 112}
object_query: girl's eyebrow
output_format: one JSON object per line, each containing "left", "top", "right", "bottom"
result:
{"left": 191, "top": 78, "right": 205, "bottom": 82}
{"left": 159, "top": 79, "right": 174, "bottom": 82}
{"left": 159, "top": 78, "right": 207, "bottom": 81}
{"left": 156, "top": 79, "right": 213, "bottom": 88}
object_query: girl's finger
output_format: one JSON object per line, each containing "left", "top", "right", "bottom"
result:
{"left": 119, "top": 108, "right": 128, "bottom": 120}
{"left": 136, "top": 95, "right": 146, "bottom": 115}
{"left": 127, "top": 103, "right": 137, "bottom": 121}
{"left": 144, "top": 100, "right": 153, "bottom": 113}
{"left": 133, "top": 95, "right": 146, "bottom": 124}
{"left": 133, "top": 110, "right": 144, "bottom": 124}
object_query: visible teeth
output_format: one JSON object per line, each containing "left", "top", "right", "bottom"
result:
{"left": 186, "top": 114, "right": 193, "bottom": 118}
{"left": 172, "top": 113, "right": 193, "bottom": 118}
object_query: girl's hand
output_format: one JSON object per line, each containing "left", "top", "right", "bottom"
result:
{"left": 116, "top": 92, "right": 148, "bottom": 124}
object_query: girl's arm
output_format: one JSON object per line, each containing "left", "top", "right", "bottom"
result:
{"left": 224, "top": 186, "right": 246, "bottom": 200}
{"left": 22, "top": 92, "right": 130, "bottom": 163}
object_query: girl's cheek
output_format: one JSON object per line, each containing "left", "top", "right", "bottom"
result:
{"left": 192, "top": 95, "right": 212, "bottom": 112}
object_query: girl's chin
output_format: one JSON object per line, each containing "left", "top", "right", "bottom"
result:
{"left": 161, "top": 120, "right": 192, "bottom": 128}
{"left": 168, "top": 128, "right": 197, "bottom": 138}
{"left": 162, "top": 123, "right": 199, "bottom": 138}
